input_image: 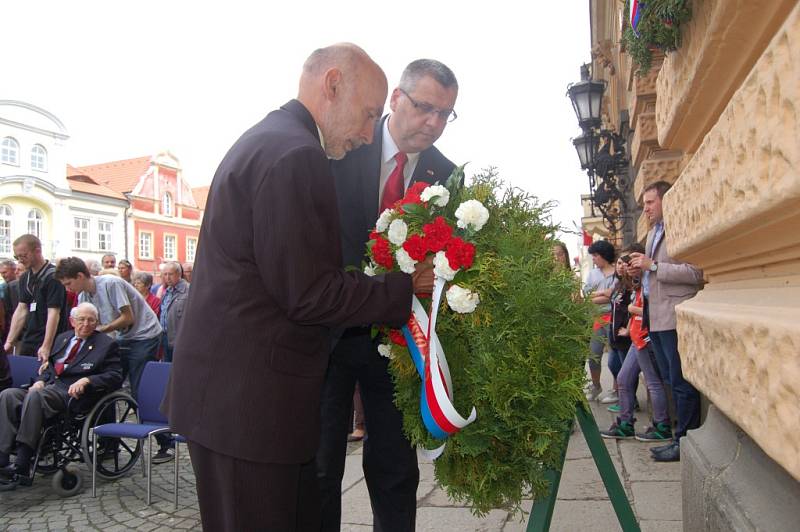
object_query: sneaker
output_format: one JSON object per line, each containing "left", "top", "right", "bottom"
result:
{"left": 636, "top": 422, "right": 673, "bottom": 442}
{"left": 585, "top": 384, "right": 602, "bottom": 401}
{"left": 599, "top": 391, "right": 619, "bottom": 404}
{"left": 152, "top": 448, "right": 174, "bottom": 464}
{"left": 607, "top": 404, "right": 621, "bottom": 413}
{"left": 600, "top": 419, "right": 635, "bottom": 439}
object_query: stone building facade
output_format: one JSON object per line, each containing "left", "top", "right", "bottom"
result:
{"left": 587, "top": 0, "right": 800, "bottom": 529}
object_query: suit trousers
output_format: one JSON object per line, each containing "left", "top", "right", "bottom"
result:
{"left": 649, "top": 330, "right": 701, "bottom": 439}
{"left": 0, "top": 386, "right": 67, "bottom": 453}
{"left": 187, "top": 440, "right": 320, "bottom": 532}
{"left": 317, "top": 332, "right": 418, "bottom": 532}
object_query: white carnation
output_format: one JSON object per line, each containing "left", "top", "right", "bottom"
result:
{"left": 364, "top": 263, "right": 377, "bottom": 276}
{"left": 433, "top": 251, "right": 457, "bottom": 281}
{"left": 378, "top": 343, "right": 395, "bottom": 359}
{"left": 446, "top": 284, "right": 480, "bottom": 314}
{"left": 387, "top": 219, "right": 408, "bottom": 245}
{"left": 455, "top": 200, "right": 490, "bottom": 232}
{"left": 375, "top": 209, "right": 394, "bottom": 233}
{"left": 395, "top": 248, "right": 417, "bottom": 274}
{"left": 420, "top": 185, "right": 450, "bottom": 207}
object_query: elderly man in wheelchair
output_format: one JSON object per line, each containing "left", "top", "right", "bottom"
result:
{"left": 0, "top": 302, "right": 122, "bottom": 491}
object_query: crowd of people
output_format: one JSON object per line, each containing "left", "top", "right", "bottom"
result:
{"left": 0, "top": 234, "right": 194, "bottom": 483}
{"left": 581, "top": 181, "right": 704, "bottom": 463}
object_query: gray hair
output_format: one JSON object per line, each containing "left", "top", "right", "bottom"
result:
{"left": 398, "top": 59, "right": 458, "bottom": 93}
{"left": 0, "top": 259, "right": 15, "bottom": 270}
{"left": 132, "top": 271, "right": 154, "bottom": 288}
{"left": 160, "top": 261, "right": 182, "bottom": 274}
{"left": 70, "top": 302, "right": 99, "bottom": 320}
{"left": 85, "top": 259, "right": 101, "bottom": 276}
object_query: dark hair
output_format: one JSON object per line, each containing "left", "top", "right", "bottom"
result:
{"left": 132, "top": 271, "right": 153, "bottom": 288}
{"left": 625, "top": 242, "right": 645, "bottom": 255}
{"left": 55, "top": 257, "right": 90, "bottom": 280}
{"left": 643, "top": 181, "right": 672, "bottom": 199}
{"left": 587, "top": 240, "right": 615, "bottom": 265}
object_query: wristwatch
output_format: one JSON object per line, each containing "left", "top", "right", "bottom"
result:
{"left": 649, "top": 261, "right": 658, "bottom": 272}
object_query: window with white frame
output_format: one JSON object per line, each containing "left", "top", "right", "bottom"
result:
{"left": 98, "top": 220, "right": 113, "bottom": 251}
{"left": 139, "top": 231, "right": 153, "bottom": 259}
{"left": 0, "top": 205, "right": 12, "bottom": 255}
{"left": 186, "top": 236, "right": 197, "bottom": 262}
{"left": 27, "top": 208, "right": 43, "bottom": 238}
{"left": 30, "top": 144, "right": 47, "bottom": 171}
{"left": 1, "top": 137, "right": 19, "bottom": 165}
{"left": 73, "top": 217, "right": 89, "bottom": 250}
{"left": 163, "top": 234, "right": 177, "bottom": 260}
{"left": 162, "top": 192, "right": 173, "bottom": 217}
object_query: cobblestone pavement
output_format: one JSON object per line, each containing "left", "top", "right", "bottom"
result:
{"left": 2, "top": 356, "right": 682, "bottom": 531}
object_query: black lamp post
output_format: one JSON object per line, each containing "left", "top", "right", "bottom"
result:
{"left": 567, "top": 64, "right": 629, "bottom": 242}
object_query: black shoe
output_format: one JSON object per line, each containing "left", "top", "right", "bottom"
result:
{"left": 652, "top": 442, "right": 680, "bottom": 462}
{"left": 0, "top": 463, "right": 27, "bottom": 479}
{"left": 649, "top": 442, "right": 675, "bottom": 455}
{"left": 152, "top": 448, "right": 174, "bottom": 464}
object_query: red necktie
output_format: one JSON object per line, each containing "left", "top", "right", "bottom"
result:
{"left": 56, "top": 338, "right": 82, "bottom": 376}
{"left": 380, "top": 152, "right": 408, "bottom": 212}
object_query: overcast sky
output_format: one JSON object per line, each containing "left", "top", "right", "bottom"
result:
{"left": 4, "top": 1, "right": 591, "bottom": 254}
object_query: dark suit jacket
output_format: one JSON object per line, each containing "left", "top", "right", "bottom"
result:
{"left": 332, "top": 116, "right": 456, "bottom": 270}
{"left": 39, "top": 330, "right": 122, "bottom": 394}
{"left": 163, "top": 100, "right": 413, "bottom": 464}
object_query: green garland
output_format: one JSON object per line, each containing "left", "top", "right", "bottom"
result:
{"left": 623, "top": 0, "right": 692, "bottom": 75}
{"left": 387, "top": 168, "right": 594, "bottom": 516}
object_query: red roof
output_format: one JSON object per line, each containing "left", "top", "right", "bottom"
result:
{"left": 74, "top": 156, "right": 152, "bottom": 195}
{"left": 65, "top": 165, "right": 128, "bottom": 200}
{"left": 192, "top": 186, "right": 210, "bottom": 210}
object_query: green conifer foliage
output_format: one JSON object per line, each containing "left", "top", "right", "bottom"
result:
{"left": 387, "top": 168, "right": 594, "bottom": 516}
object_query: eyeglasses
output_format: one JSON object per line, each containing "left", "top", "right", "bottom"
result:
{"left": 399, "top": 88, "right": 457, "bottom": 123}
{"left": 73, "top": 317, "right": 98, "bottom": 324}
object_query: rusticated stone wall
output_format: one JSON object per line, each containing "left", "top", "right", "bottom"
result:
{"left": 664, "top": 2, "right": 800, "bottom": 482}
{"left": 655, "top": 0, "right": 798, "bottom": 153}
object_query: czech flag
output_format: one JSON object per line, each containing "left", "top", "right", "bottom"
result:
{"left": 630, "top": 0, "right": 645, "bottom": 38}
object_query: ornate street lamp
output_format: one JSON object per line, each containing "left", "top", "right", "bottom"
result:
{"left": 567, "top": 64, "right": 629, "bottom": 242}
{"left": 566, "top": 65, "right": 606, "bottom": 131}
{"left": 572, "top": 130, "right": 599, "bottom": 170}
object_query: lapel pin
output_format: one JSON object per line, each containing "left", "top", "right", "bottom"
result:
{"left": 427, "top": 169, "right": 434, "bottom": 176}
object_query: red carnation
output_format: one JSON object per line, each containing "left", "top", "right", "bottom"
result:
{"left": 371, "top": 235, "right": 394, "bottom": 269}
{"left": 399, "top": 181, "right": 430, "bottom": 207}
{"left": 422, "top": 216, "right": 453, "bottom": 253}
{"left": 388, "top": 328, "right": 407, "bottom": 346}
{"left": 402, "top": 234, "right": 428, "bottom": 262}
{"left": 445, "top": 236, "right": 476, "bottom": 270}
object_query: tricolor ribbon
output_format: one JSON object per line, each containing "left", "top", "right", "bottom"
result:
{"left": 401, "top": 276, "right": 477, "bottom": 459}
{"left": 630, "top": 0, "right": 644, "bottom": 38}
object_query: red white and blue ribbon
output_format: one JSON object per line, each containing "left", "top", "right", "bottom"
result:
{"left": 401, "top": 277, "right": 477, "bottom": 459}
{"left": 630, "top": 0, "right": 644, "bottom": 37}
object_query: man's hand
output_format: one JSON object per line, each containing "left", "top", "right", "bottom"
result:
{"left": 37, "top": 344, "right": 51, "bottom": 364}
{"left": 3, "top": 341, "right": 12, "bottom": 354}
{"left": 412, "top": 256, "right": 435, "bottom": 294}
{"left": 618, "top": 327, "right": 629, "bottom": 337}
{"left": 629, "top": 252, "right": 652, "bottom": 273}
{"left": 68, "top": 377, "right": 91, "bottom": 399}
{"left": 29, "top": 380, "right": 45, "bottom": 393}
{"left": 38, "top": 361, "right": 49, "bottom": 375}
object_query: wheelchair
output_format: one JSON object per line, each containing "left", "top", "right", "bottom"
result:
{"left": 32, "top": 389, "right": 142, "bottom": 496}
{"left": 5, "top": 356, "right": 143, "bottom": 496}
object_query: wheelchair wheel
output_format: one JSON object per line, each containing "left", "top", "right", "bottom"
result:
{"left": 51, "top": 464, "right": 83, "bottom": 497}
{"left": 80, "top": 391, "right": 142, "bottom": 481}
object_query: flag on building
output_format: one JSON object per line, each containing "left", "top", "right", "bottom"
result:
{"left": 630, "top": 0, "right": 645, "bottom": 38}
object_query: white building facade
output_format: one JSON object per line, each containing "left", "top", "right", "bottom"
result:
{"left": 0, "top": 100, "right": 128, "bottom": 261}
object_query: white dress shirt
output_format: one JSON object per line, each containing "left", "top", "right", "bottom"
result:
{"left": 377, "top": 117, "right": 421, "bottom": 210}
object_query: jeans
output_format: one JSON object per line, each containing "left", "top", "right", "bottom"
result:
{"left": 160, "top": 331, "right": 174, "bottom": 363}
{"left": 117, "top": 336, "right": 160, "bottom": 399}
{"left": 649, "top": 330, "right": 701, "bottom": 439}
{"left": 588, "top": 324, "right": 608, "bottom": 375}
{"left": 617, "top": 344, "right": 669, "bottom": 426}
